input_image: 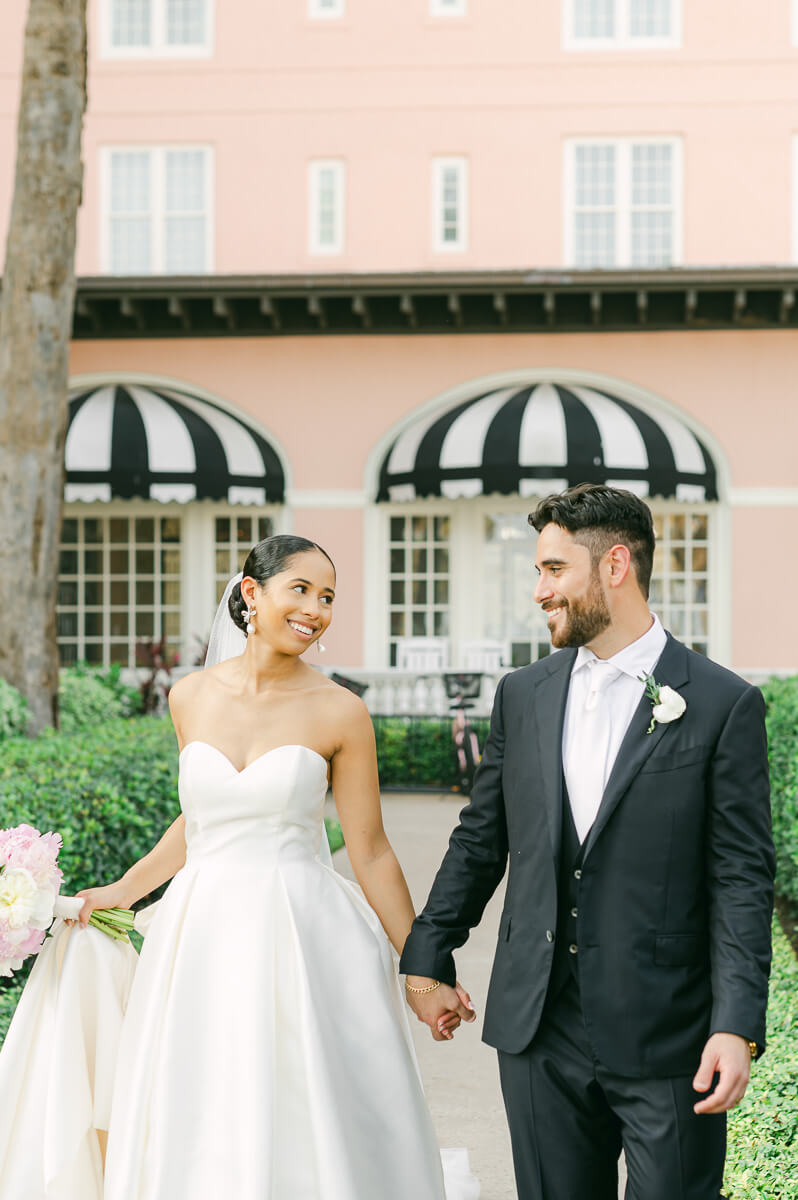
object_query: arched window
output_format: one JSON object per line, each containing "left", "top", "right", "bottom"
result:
{"left": 368, "top": 372, "right": 727, "bottom": 668}
{"left": 58, "top": 379, "right": 286, "bottom": 668}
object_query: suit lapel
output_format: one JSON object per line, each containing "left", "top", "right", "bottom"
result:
{"left": 532, "top": 649, "right": 577, "bottom": 863}
{"left": 582, "top": 634, "right": 690, "bottom": 861}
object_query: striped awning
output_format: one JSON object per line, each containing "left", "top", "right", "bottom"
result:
{"left": 377, "top": 381, "right": 718, "bottom": 503}
{"left": 65, "top": 383, "right": 285, "bottom": 505}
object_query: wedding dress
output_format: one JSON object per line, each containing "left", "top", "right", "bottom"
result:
{"left": 0, "top": 740, "right": 479, "bottom": 1200}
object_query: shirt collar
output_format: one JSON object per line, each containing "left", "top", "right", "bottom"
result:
{"left": 571, "top": 613, "right": 667, "bottom": 683}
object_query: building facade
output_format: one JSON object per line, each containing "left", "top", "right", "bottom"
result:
{"left": 1, "top": 0, "right": 796, "bottom": 682}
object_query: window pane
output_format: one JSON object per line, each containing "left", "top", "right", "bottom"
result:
{"left": 135, "top": 517, "right": 155, "bottom": 541}
{"left": 629, "top": 0, "right": 671, "bottom": 37}
{"left": 575, "top": 144, "right": 615, "bottom": 206}
{"left": 632, "top": 144, "right": 672, "bottom": 206}
{"left": 136, "top": 580, "right": 154, "bottom": 604}
{"left": 83, "top": 549, "right": 102, "bottom": 574}
{"left": 61, "top": 518, "right": 78, "bottom": 544}
{"left": 111, "top": 0, "right": 151, "bottom": 47}
{"left": 59, "top": 581, "right": 79, "bottom": 606}
{"left": 85, "top": 580, "right": 104, "bottom": 606}
{"left": 161, "top": 580, "right": 181, "bottom": 605}
{"left": 112, "top": 580, "right": 131, "bottom": 604}
{"left": 166, "top": 0, "right": 206, "bottom": 46}
{"left": 575, "top": 212, "right": 616, "bottom": 267}
{"left": 573, "top": 0, "right": 614, "bottom": 38}
{"left": 166, "top": 149, "right": 205, "bottom": 212}
{"left": 164, "top": 217, "right": 206, "bottom": 273}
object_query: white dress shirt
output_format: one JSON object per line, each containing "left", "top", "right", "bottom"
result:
{"left": 562, "top": 614, "right": 668, "bottom": 842}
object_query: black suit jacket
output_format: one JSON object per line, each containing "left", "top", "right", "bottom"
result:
{"left": 400, "top": 635, "right": 775, "bottom": 1077}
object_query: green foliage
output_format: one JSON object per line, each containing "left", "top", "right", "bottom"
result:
{"left": 58, "top": 665, "right": 143, "bottom": 733}
{"left": 760, "top": 677, "right": 798, "bottom": 910}
{"left": 373, "top": 717, "right": 490, "bottom": 789}
{"left": 724, "top": 918, "right": 798, "bottom": 1198}
{"left": 0, "top": 677, "right": 31, "bottom": 740}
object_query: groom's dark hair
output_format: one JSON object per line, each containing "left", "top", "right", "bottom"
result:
{"left": 528, "top": 483, "right": 656, "bottom": 598}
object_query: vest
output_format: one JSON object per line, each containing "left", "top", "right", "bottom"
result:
{"left": 546, "top": 780, "right": 587, "bottom": 1006}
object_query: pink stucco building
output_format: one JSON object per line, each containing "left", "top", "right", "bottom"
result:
{"left": 1, "top": 0, "right": 796, "bottom": 691}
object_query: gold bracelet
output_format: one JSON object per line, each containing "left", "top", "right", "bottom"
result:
{"left": 405, "top": 979, "right": 441, "bottom": 995}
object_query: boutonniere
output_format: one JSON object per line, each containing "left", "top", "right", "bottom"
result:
{"left": 638, "top": 673, "right": 687, "bottom": 735}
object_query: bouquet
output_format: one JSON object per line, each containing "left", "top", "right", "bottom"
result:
{"left": 0, "top": 823, "right": 135, "bottom": 978}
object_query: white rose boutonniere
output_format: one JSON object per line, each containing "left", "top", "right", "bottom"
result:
{"left": 638, "top": 673, "right": 687, "bottom": 735}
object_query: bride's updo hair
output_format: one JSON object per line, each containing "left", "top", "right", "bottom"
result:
{"left": 228, "top": 535, "right": 336, "bottom": 633}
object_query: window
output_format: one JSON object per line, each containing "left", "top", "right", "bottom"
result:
{"left": 57, "top": 513, "right": 182, "bottom": 668}
{"left": 430, "top": 0, "right": 467, "bottom": 14}
{"left": 564, "top": 0, "right": 680, "bottom": 49}
{"left": 388, "top": 515, "right": 451, "bottom": 667}
{"left": 309, "top": 0, "right": 344, "bottom": 16}
{"left": 309, "top": 160, "right": 345, "bottom": 255}
{"left": 649, "top": 511, "right": 711, "bottom": 655}
{"left": 432, "top": 157, "right": 468, "bottom": 252}
{"left": 103, "top": 0, "right": 213, "bottom": 57}
{"left": 482, "top": 513, "right": 553, "bottom": 667}
{"left": 102, "top": 146, "right": 214, "bottom": 274}
{"left": 564, "top": 137, "right": 682, "bottom": 268}
{"left": 214, "top": 513, "right": 275, "bottom": 604}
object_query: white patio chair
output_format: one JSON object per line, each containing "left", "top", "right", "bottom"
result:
{"left": 459, "top": 639, "right": 508, "bottom": 672}
{"left": 394, "top": 637, "right": 449, "bottom": 672}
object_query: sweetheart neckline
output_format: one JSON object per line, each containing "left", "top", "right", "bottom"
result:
{"left": 179, "top": 741, "right": 329, "bottom": 776}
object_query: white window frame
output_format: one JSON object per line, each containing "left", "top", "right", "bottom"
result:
{"left": 367, "top": 495, "right": 721, "bottom": 671}
{"left": 308, "top": 0, "right": 345, "bottom": 17}
{"left": 59, "top": 501, "right": 285, "bottom": 674}
{"left": 100, "top": 145, "right": 215, "bottom": 275}
{"left": 100, "top": 0, "right": 214, "bottom": 60}
{"left": 430, "top": 0, "right": 467, "bottom": 15}
{"left": 308, "top": 159, "right": 346, "bottom": 256}
{"left": 563, "top": 0, "right": 681, "bottom": 51}
{"left": 432, "top": 156, "right": 469, "bottom": 253}
{"left": 563, "top": 135, "right": 683, "bottom": 268}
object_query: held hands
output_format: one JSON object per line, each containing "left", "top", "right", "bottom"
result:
{"left": 692, "top": 1032, "right": 752, "bottom": 1114}
{"left": 405, "top": 976, "right": 476, "bottom": 1042}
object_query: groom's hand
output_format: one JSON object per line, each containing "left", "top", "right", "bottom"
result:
{"left": 692, "top": 1032, "right": 752, "bottom": 1114}
{"left": 405, "top": 977, "right": 476, "bottom": 1041}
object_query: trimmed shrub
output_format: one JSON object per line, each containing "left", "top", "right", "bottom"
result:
{"left": 58, "top": 664, "right": 142, "bottom": 733}
{"left": 760, "top": 677, "right": 798, "bottom": 910}
{"left": 724, "top": 916, "right": 798, "bottom": 1198}
{"left": 0, "top": 677, "right": 31, "bottom": 740}
{"left": 373, "top": 716, "right": 490, "bottom": 790}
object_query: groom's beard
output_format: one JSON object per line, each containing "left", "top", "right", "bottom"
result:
{"left": 548, "top": 574, "right": 611, "bottom": 649}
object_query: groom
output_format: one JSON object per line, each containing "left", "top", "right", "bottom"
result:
{"left": 401, "top": 484, "right": 775, "bottom": 1200}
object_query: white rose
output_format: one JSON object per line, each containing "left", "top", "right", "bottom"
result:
{"left": 652, "top": 685, "right": 687, "bottom": 725}
{"left": 0, "top": 867, "right": 55, "bottom": 931}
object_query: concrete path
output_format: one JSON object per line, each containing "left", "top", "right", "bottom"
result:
{"left": 329, "top": 789, "right": 626, "bottom": 1200}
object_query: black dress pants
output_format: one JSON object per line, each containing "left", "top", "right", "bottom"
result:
{"left": 497, "top": 978, "right": 726, "bottom": 1200}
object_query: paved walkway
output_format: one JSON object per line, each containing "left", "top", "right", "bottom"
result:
{"left": 330, "top": 789, "right": 626, "bottom": 1200}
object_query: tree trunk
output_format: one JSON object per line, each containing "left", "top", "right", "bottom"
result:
{"left": 0, "top": 0, "right": 87, "bottom": 733}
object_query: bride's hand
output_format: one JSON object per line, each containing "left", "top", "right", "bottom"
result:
{"left": 72, "top": 882, "right": 132, "bottom": 927}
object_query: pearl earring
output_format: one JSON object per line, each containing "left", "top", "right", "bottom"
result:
{"left": 317, "top": 641, "right": 326, "bottom": 654}
{"left": 245, "top": 606, "right": 256, "bottom": 635}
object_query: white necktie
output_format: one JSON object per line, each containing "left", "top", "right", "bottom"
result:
{"left": 566, "top": 659, "right": 621, "bottom": 843}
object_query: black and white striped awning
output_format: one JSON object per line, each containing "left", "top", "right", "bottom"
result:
{"left": 65, "top": 383, "right": 285, "bottom": 505}
{"left": 377, "top": 381, "right": 718, "bottom": 503}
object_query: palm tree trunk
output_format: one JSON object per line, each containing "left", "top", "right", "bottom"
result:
{"left": 0, "top": 0, "right": 88, "bottom": 733}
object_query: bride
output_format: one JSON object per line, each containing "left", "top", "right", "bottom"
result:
{"left": 0, "top": 534, "right": 479, "bottom": 1200}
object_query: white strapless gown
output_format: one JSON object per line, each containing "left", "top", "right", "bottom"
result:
{"left": 0, "top": 742, "right": 479, "bottom": 1200}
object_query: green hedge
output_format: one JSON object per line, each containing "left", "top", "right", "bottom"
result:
{"left": 724, "top": 916, "right": 798, "bottom": 1198}
{"left": 373, "top": 716, "right": 490, "bottom": 789}
{"left": 0, "top": 716, "right": 343, "bottom": 1042}
{"left": 761, "top": 677, "right": 798, "bottom": 912}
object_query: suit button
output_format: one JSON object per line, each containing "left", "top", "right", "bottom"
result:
{"left": 569, "top": 943, "right": 578, "bottom": 955}
{"left": 545, "top": 930, "right": 554, "bottom": 942}
{"left": 574, "top": 869, "right": 582, "bottom": 880}
{"left": 570, "top": 907, "right": 578, "bottom": 918}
